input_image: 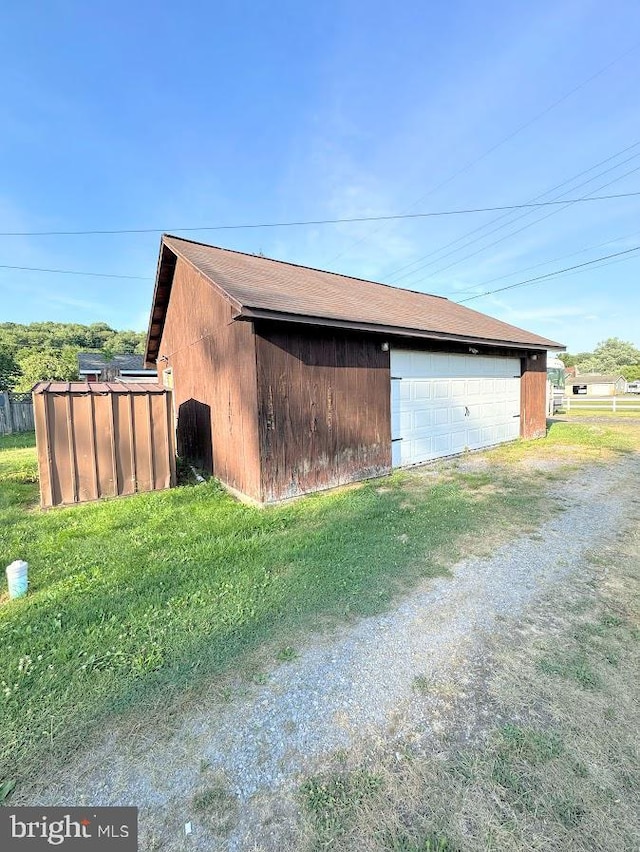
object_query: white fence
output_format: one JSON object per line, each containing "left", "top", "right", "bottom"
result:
{"left": 0, "top": 392, "right": 35, "bottom": 435}
{"left": 562, "top": 395, "right": 640, "bottom": 412}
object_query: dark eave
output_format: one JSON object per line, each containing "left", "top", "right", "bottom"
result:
{"left": 144, "top": 243, "right": 177, "bottom": 367}
{"left": 237, "top": 307, "right": 565, "bottom": 351}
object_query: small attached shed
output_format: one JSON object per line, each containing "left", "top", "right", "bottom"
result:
{"left": 33, "top": 382, "right": 176, "bottom": 508}
{"left": 145, "top": 235, "right": 564, "bottom": 504}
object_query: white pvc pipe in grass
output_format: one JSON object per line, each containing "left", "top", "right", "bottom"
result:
{"left": 6, "top": 560, "right": 28, "bottom": 599}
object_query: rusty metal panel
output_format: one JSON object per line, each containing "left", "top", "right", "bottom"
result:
{"left": 255, "top": 324, "right": 392, "bottom": 502}
{"left": 33, "top": 383, "right": 176, "bottom": 508}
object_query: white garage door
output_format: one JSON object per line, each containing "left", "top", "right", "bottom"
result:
{"left": 391, "top": 350, "right": 521, "bottom": 467}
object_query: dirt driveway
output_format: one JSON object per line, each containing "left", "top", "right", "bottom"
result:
{"left": 23, "top": 454, "right": 640, "bottom": 851}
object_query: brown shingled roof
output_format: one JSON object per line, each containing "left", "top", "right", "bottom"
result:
{"left": 145, "top": 235, "right": 564, "bottom": 363}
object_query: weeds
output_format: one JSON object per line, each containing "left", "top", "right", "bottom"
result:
{"left": 302, "top": 770, "right": 383, "bottom": 846}
{"left": 276, "top": 646, "right": 299, "bottom": 662}
{"left": 538, "top": 651, "right": 602, "bottom": 689}
{"left": 412, "top": 674, "right": 432, "bottom": 693}
{"left": 191, "top": 781, "right": 238, "bottom": 836}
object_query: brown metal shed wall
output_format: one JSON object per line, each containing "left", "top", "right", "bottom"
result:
{"left": 33, "top": 385, "right": 176, "bottom": 508}
{"left": 520, "top": 353, "right": 548, "bottom": 439}
{"left": 255, "top": 323, "right": 391, "bottom": 502}
{"left": 154, "top": 257, "right": 261, "bottom": 500}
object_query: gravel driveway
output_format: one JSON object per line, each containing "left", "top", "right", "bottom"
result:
{"left": 26, "top": 454, "right": 640, "bottom": 850}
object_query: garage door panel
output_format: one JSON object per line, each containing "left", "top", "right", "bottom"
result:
{"left": 414, "top": 409, "right": 432, "bottom": 428}
{"left": 433, "top": 434, "right": 451, "bottom": 453}
{"left": 390, "top": 350, "right": 521, "bottom": 466}
{"left": 400, "top": 411, "right": 413, "bottom": 431}
{"left": 451, "top": 405, "right": 467, "bottom": 424}
{"left": 399, "top": 381, "right": 412, "bottom": 401}
{"left": 434, "top": 381, "right": 449, "bottom": 398}
{"left": 451, "top": 430, "right": 468, "bottom": 452}
{"left": 433, "top": 407, "right": 449, "bottom": 426}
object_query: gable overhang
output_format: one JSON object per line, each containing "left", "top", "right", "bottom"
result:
{"left": 144, "top": 236, "right": 244, "bottom": 367}
{"left": 144, "top": 242, "right": 178, "bottom": 367}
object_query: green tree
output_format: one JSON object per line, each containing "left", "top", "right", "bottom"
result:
{"left": 621, "top": 364, "right": 640, "bottom": 382}
{"left": 0, "top": 323, "right": 146, "bottom": 376}
{"left": 0, "top": 346, "right": 21, "bottom": 392}
{"left": 577, "top": 338, "right": 640, "bottom": 374}
{"left": 558, "top": 353, "right": 579, "bottom": 368}
{"left": 15, "top": 346, "right": 79, "bottom": 392}
{"left": 107, "top": 330, "right": 146, "bottom": 354}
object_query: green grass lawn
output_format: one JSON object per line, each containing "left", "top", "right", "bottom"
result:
{"left": 0, "top": 422, "right": 638, "bottom": 791}
{"left": 300, "top": 501, "right": 640, "bottom": 852}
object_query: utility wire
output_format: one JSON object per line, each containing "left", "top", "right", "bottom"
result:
{"left": 402, "top": 163, "right": 640, "bottom": 287}
{"left": 385, "top": 139, "right": 640, "bottom": 281}
{"left": 322, "top": 41, "right": 640, "bottom": 267}
{"left": 437, "top": 229, "right": 640, "bottom": 297}
{"left": 0, "top": 191, "right": 638, "bottom": 239}
{"left": 457, "top": 245, "right": 640, "bottom": 303}
{"left": 0, "top": 264, "right": 150, "bottom": 279}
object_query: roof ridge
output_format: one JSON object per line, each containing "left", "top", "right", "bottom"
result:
{"left": 162, "top": 233, "right": 450, "bottom": 301}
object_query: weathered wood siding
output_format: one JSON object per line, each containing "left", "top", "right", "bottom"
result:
{"left": 520, "top": 353, "right": 547, "bottom": 439}
{"left": 157, "top": 257, "right": 261, "bottom": 500}
{"left": 255, "top": 324, "right": 391, "bottom": 502}
{"left": 0, "top": 393, "right": 35, "bottom": 435}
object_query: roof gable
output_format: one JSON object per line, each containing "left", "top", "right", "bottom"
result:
{"left": 78, "top": 352, "right": 148, "bottom": 372}
{"left": 567, "top": 374, "right": 625, "bottom": 384}
{"left": 145, "top": 234, "right": 565, "bottom": 363}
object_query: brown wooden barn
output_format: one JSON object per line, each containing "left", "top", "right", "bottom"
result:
{"left": 145, "top": 235, "right": 564, "bottom": 503}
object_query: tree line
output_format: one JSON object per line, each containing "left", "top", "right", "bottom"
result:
{"left": 1, "top": 324, "right": 639, "bottom": 394}
{"left": 558, "top": 337, "right": 640, "bottom": 382}
{"left": 0, "top": 322, "right": 146, "bottom": 393}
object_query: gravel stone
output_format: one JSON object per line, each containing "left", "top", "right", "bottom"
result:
{"left": 27, "top": 454, "right": 640, "bottom": 850}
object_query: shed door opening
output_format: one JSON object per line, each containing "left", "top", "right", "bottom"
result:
{"left": 390, "top": 350, "right": 521, "bottom": 467}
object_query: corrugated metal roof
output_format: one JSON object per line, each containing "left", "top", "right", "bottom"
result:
{"left": 145, "top": 235, "right": 565, "bottom": 362}
{"left": 32, "top": 382, "right": 166, "bottom": 394}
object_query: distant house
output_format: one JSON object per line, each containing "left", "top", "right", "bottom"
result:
{"left": 565, "top": 374, "right": 626, "bottom": 396}
{"left": 77, "top": 353, "right": 158, "bottom": 383}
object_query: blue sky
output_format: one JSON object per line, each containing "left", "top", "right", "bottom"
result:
{"left": 0, "top": 0, "right": 638, "bottom": 354}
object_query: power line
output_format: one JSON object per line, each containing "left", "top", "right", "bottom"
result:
{"left": 322, "top": 41, "right": 640, "bottom": 267}
{"left": 457, "top": 245, "right": 640, "bottom": 303}
{"left": 0, "top": 264, "right": 150, "bottom": 279}
{"left": 438, "top": 229, "right": 640, "bottom": 297}
{"left": 0, "top": 191, "right": 638, "bottom": 239}
{"left": 399, "top": 163, "right": 640, "bottom": 287}
{"left": 439, "top": 231, "right": 638, "bottom": 296}
{"left": 385, "top": 139, "right": 640, "bottom": 282}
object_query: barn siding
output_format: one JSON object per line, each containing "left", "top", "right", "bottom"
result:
{"left": 156, "top": 258, "right": 261, "bottom": 500}
{"left": 255, "top": 324, "right": 391, "bottom": 502}
{"left": 520, "top": 353, "right": 547, "bottom": 439}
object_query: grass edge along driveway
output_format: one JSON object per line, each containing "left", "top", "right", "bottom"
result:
{"left": 1, "top": 420, "right": 639, "bottom": 791}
